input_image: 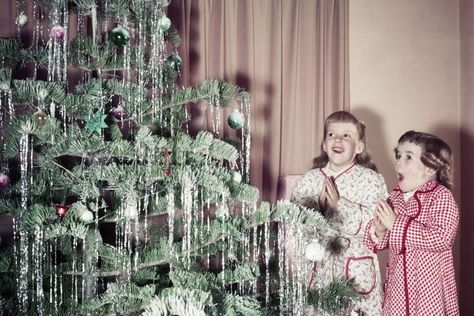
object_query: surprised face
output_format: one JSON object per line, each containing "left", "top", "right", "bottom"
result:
{"left": 322, "top": 122, "right": 364, "bottom": 172}
{"left": 395, "top": 141, "right": 436, "bottom": 192}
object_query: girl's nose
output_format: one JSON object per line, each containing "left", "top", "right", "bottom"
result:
{"left": 395, "top": 160, "right": 402, "bottom": 169}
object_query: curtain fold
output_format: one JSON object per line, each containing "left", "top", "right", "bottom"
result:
{"left": 168, "top": 0, "right": 349, "bottom": 202}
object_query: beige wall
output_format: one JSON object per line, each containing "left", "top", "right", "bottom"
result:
{"left": 349, "top": 0, "right": 460, "bottom": 191}
{"left": 349, "top": 0, "right": 463, "bottom": 309}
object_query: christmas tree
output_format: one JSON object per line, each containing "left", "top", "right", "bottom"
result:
{"left": 0, "top": 0, "right": 357, "bottom": 315}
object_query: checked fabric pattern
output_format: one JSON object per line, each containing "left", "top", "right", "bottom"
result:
{"left": 364, "top": 180, "right": 459, "bottom": 316}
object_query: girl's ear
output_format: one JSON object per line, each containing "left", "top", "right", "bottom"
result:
{"left": 322, "top": 142, "right": 327, "bottom": 152}
{"left": 425, "top": 166, "right": 437, "bottom": 178}
{"left": 356, "top": 141, "right": 365, "bottom": 154}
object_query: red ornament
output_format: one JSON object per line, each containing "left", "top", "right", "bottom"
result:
{"left": 55, "top": 204, "right": 71, "bottom": 218}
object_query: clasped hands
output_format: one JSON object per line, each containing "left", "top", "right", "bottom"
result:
{"left": 374, "top": 200, "right": 399, "bottom": 237}
{"left": 318, "top": 176, "right": 339, "bottom": 214}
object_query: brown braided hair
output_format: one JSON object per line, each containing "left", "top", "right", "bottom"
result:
{"left": 397, "top": 130, "right": 453, "bottom": 189}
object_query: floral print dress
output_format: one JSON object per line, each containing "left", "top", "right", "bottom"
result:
{"left": 291, "top": 163, "right": 387, "bottom": 315}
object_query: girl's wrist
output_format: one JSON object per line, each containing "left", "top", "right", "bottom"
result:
{"left": 375, "top": 227, "right": 386, "bottom": 237}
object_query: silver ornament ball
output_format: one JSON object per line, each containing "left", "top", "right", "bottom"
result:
{"left": 227, "top": 109, "right": 245, "bottom": 129}
{"left": 158, "top": 16, "right": 171, "bottom": 31}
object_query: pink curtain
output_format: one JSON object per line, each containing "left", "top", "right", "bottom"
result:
{"left": 168, "top": 0, "right": 349, "bottom": 202}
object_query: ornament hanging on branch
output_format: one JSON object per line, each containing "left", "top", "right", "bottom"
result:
{"left": 33, "top": 109, "right": 49, "bottom": 126}
{"left": 158, "top": 15, "right": 171, "bottom": 31}
{"left": 111, "top": 25, "right": 130, "bottom": 46}
{"left": 165, "top": 53, "right": 182, "bottom": 72}
{"left": 215, "top": 205, "right": 229, "bottom": 222}
{"left": 16, "top": 13, "right": 28, "bottom": 28}
{"left": 55, "top": 204, "right": 70, "bottom": 218}
{"left": 50, "top": 25, "right": 65, "bottom": 39}
{"left": 305, "top": 238, "right": 325, "bottom": 262}
{"left": 79, "top": 209, "right": 94, "bottom": 222}
{"left": 227, "top": 109, "right": 245, "bottom": 129}
{"left": 231, "top": 171, "right": 242, "bottom": 184}
{"left": 85, "top": 110, "right": 108, "bottom": 136}
{"left": 0, "top": 172, "right": 10, "bottom": 188}
{"left": 112, "top": 105, "right": 128, "bottom": 119}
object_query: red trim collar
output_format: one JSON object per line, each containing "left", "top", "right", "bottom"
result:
{"left": 392, "top": 180, "right": 440, "bottom": 196}
{"left": 320, "top": 163, "right": 356, "bottom": 180}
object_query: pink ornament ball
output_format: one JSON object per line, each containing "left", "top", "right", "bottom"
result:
{"left": 113, "top": 105, "right": 128, "bottom": 119}
{"left": 51, "top": 25, "right": 65, "bottom": 39}
{"left": 0, "top": 173, "right": 10, "bottom": 188}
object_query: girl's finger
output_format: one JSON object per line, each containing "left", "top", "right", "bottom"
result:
{"left": 327, "top": 177, "right": 337, "bottom": 192}
{"left": 326, "top": 186, "right": 336, "bottom": 201}
{"left": 379, "top": 200, "right": 394, "bottom": 214}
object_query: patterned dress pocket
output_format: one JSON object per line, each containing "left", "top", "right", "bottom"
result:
{"left": 345, "top": 256, "right": 376, "bottom": 295}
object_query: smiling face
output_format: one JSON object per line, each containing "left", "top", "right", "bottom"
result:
{"left": 395, "top": 141, "right": 436, "bottom": 192}
{"left": 322, "top": 122, "right": 364, "bottom": 172}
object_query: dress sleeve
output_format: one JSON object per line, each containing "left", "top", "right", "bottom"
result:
{"left": 364, "top": 219, "right": 390, "bottom": 252}
{"left": 389, "top": 188, "right": 458, "bottom": 253}
{"left": 330, "top": 173, "right": 388, "bottom": 236}
{"left": 290, "top": 171, "right": 322, "bottom": 212}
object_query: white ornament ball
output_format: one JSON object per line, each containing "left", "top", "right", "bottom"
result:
{"left": 79, "top": 209, "right": 94, "bottom": 222}
{"left": 232, "top": 171, "right": 242, "bottom": 184}
{"left": 17, "top": 14, "right": 28, "bottom": 28}
{"left": 305, "top": 239, "right": 325, "bottom": 262}
{"left": 227, "top": 109, "right": 245, "bottom": 129}
{"left": 158, "top": 16, "right": 171, "bottom": 31}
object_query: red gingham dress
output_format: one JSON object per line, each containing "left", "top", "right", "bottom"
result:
{"left": 364, "top": 180, "right": 459, "bottom": 316}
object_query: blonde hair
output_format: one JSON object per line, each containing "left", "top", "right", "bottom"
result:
{"left": 397, "top": 130, "right": 453, "bottom": 189}
{"left": 312, "top": 111, "right": 377, "bottom": 171}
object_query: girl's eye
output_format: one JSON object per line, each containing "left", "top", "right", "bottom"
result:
{"left": 327, "top": 132, "right": 335, "bottom": 138}
{"left": 395, "top": 153, "right": 401, "bottom": 160}
{"left": 343, "top": 133, "right": 351, "bottom": 139}
{"left": 406, "top": 154, "right": 412, "bottom": 160}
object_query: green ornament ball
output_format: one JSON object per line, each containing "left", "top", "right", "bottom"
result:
{"left": 227, "top": 109, "right": 245, "bottom": 129}
{"left": 166, "top": 54, "right": 182, "bottom": 72}
{"left": 215, "top": 206, "right": 229, "bottom": 222}
{"left": 111, "top": 25, "right": 130, "bottom": 46}
{"left": 158, "top": 16, "right": 171, "bottom": 31}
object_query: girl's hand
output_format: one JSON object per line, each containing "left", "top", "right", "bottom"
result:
{"left": 324, "top": 176, "right": 339, "bottom": 212}
{"left": 318, "top": 182, "right": 327, "bottom": 212}
{"left": 375, "top": 200, "right": 398, "bottom": 231}
{"left": 373, "top": 209, "right": 387, "bottom": 237}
